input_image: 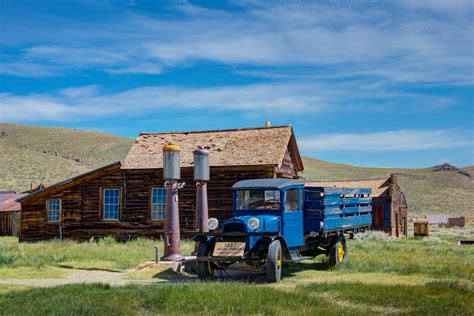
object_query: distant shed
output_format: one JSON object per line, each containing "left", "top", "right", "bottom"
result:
{"left": 413, "top": 218, "right": 429, "bottom": 237}
{"left": 306, "top": 174, "right": 408, "bottom": 237}
{"left": 0, "top": 192, "right": 26, "bottom": 236}
{"left": 426, "top": 215, "right": 465, "bottom": 228}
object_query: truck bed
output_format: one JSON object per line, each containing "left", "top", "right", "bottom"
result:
{"left": 304, "top": 187, "right": 372, "bottom": 233}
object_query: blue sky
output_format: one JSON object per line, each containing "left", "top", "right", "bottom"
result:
{"left": 0, "top": 0, "right": 473, "bottom": 168}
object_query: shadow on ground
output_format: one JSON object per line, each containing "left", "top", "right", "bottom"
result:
{"left": 150, "top": 259, "right": 332, "bottom": 284}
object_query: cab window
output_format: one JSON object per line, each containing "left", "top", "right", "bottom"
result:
{"left": 236, "top": 190, "right": 281, "bottom": 210}
{"left": 285, "top": 189, "right": 299, "bottom": 211}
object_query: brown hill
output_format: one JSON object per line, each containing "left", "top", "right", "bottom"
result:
{"left": 0, "top": 122, "right": 472, "bottom": 217}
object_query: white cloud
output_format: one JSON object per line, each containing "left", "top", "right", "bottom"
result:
{"left": 0, "top": 1, "right": 472, "bottom": 84}
{"left": 0, "top": 83, "right": 329, "bottom": 122}
{"left": 0, "top": 78, "right": 459, "bottom": 123}
{"left": 299, "top": 130, "right": 472, "bottom": 152}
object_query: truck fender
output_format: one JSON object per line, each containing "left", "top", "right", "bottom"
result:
{"left": 273, "top": 236, "right": 292, "bottom": 262}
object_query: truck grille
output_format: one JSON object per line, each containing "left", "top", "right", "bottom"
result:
{"left": 223, "top": 222, "right": 247, "bottom": 233}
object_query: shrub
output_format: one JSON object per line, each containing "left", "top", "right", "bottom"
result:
{"left": 354, "top": 230, "right": 393, "bottom": 241}
{"left": 0, "top": 251, "right": 16, "bottom": 266}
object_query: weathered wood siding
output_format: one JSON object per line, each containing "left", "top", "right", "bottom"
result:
{"left": 390, "top": 189, "right": 408, "bottom": 237}
{"left": 20, "top": 165, "right": 275, "bottom": 242}
{"left": 275, "top": 147, "right": 298, "bottom": 178}
{"left": 0, "top": 212, "right": 19, "bottom": 236}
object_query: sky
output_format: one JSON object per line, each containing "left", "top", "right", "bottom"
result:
{"left": 0, "top": 0, "right": 473, "bottom": 168}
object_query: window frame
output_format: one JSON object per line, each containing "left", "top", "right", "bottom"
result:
{"left": 46, "top": 199, "right": 62, "bottom": 223}
{"left": 235, "top": 189, "right": 281, "bottom": 211}
{"left": 149, "top": 186, "right": 166, "bottom": 221}
{"left": 100, "top": 187, "right": 122, "bottom": 221}
{"left": 284, "top": 188, "right": 299, "bottom": 212}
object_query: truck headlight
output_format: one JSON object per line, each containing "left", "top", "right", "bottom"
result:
{"left": 248, "top": 217, "right": 260, "bottom": 231}
{"left": 208, "top": 218, "right": 219, "bottom": 231}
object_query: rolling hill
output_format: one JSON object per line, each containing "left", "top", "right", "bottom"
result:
{"left": 0, "top": 122, "right": 472, "bottom": 217}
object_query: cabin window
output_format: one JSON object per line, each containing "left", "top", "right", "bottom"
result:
{"left": 103, "top": 188, "right": 120, "bottom": 221}
{"left": 285, "top": 189, "right": 299, "bottom": 211}
{"left": 151, "top": 188, "right": 166, "bottom": 220}
{"left": 47, "top": 199, "right": 61, "bottom": 222}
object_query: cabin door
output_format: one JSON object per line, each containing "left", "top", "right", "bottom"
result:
{"left": 282, "top": 188, "right": 304, "bottom": 248}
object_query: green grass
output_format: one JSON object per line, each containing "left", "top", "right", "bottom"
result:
{"left": 0, "top": 228, "right": 473, "bottom": 315}
{"left": 0, "top": 237, "right": 195, "bottom": 278}
{"left": 0, "top": 276, "right": 471, "bottom": 315}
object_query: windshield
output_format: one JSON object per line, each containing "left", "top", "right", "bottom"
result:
{"left": 235, "top": 190, "right": 281, "bottom": 211}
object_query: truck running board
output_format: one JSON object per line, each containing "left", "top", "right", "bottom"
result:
{"left": 290, "top": 252, "right": 313, "bottom": 262}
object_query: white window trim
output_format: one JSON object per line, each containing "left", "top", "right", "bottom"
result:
{"left": 46, "top": 199, "right": 62, "bottom": 223}
{"left": 150, "top": 187, "right": 166, "bottom": 221}
{"left": 102, "top": 188, "right": 121, "bottom": 221}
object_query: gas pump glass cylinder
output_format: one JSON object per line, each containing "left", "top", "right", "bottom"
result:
{"left": 163, "top": 144, "right": 181, "bottom": 181}
{"left": 193, "top": 148, "right": 209, "bottom": 181}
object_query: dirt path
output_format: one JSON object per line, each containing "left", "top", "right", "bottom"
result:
{"left": 0, "top": 269, "right": 168, "bottom": 288}
{"left": 0, "top": 266, "right": 269, "bottom": 288}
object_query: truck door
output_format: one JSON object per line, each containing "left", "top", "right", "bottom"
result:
{"left": 282, "top": 188, "right": 304, "bottom": 248}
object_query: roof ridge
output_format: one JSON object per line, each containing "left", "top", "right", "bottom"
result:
{"left": 139, "top": 125, "right": 292, "bottom": 136}
{"left": 17, "top": 161, "right": 121, "bottom": 203}
{"left": 308, "top": 178, "right": 389, "bottom": 182}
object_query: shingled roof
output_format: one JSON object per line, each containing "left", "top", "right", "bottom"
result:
{"left": 122, "top": 125, "right": 303, "bottom": 171}
{"left": 0, "top": 193, "right": 26, "bottom": 212}
{"left": 305, "top": 178, "right": 390, "bottom": 197}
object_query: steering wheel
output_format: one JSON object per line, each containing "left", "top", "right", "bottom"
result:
{"left": 264, "top": 199, "right": 280, "bottom": 209}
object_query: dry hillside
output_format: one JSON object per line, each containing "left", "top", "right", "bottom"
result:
{"left": 301, "top": 158, "right": 474, "bottom": 217}
{"left": 0, "top": 123, "right": 472, "bottom": 217}
{"left": 0, "top": 123, "right": 133, "bottom": 191}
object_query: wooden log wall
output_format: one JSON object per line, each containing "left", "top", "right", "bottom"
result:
{"left": 20, "top": 165, "right": 275, "bottom": 242}
{"left": 0, "top": 212, "right": 19, "bottom": 236}
{"left": 275, "top": 148, "right": 298, "bottom": 178}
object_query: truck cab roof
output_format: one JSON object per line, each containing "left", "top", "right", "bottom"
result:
{"left": 232, "top": 178, "right": 304, "bottom": 190}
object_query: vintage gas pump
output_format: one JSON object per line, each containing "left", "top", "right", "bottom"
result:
{"left": 193, "top": 147, "right": 210, "bottom": 233}
{"left": 162, "top": 144, "right": 184, "bottom": 261}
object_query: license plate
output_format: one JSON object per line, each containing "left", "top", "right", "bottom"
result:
{"left": 213, "top": 242, "right": 245, "bottom": 257}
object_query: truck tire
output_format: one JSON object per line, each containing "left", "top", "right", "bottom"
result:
{"left": 328, "top": 234, "right": 347, "bottom": 266}
{"left": 266, "top": 240, "right": 282, "bottom": 283}
{"left": 197, "top": 242, "right": 214, "bottom": 280}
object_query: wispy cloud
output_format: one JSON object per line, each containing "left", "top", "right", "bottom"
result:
{"left": 299, "top": 130, "right": 472, "bottom": 152}
{"left": 0, "top": 78, "right": 457, "bottom": 123}
{"left": 0, "top": 1, "right": 472, "bottom": 85}
{"left": 0, "top": 83, "right": 326, "bottom": 122}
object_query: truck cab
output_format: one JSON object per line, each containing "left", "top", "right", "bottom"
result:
{"left": 194, "top": 178, "right": 372, "bottom": 282}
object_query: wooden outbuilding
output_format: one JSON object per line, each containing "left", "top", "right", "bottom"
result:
{"left": 0, "top": 192, "right": 26, "bottom": 236}
{"left": 413, "top": 218, "right": 429, "bottom": 237}
{"left": 307, "top": 174, "right": 408, "bottom": 237}
{"left": 426, "top": 215, "right": 465, "bottom": 228}
{"left": 18, "top": 125, "right": 303, "bottom": 242}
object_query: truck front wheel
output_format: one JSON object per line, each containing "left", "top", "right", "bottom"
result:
{"left": 328, "top": 235, "right": 347, "bottom": 266}
{"left": 197, "top": 242, "right": 214, "bottom": 280}
{"left": 266, "top": 240, "right": 282, "bottom": 283}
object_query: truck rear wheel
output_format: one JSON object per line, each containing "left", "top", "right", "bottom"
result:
{"left": 266, "top": 240, "right": 282, "bottom": 283}
{"left": 197, "top": 242, "right": 214, "bottom": 280}
{"left": 328, "top": 235, "right": 347, "bottom": 266}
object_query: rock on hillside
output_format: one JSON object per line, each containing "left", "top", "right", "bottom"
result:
{"left": 431, "top": 163, "right": 471, "bottom": 177}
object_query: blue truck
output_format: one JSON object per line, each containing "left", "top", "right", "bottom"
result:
{"left": 194, "top": 178, "right": 372, "bottom": 282}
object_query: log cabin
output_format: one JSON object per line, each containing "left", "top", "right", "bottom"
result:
{"left": 307, "top": 174, "right": 408, "bottom": 237}
{"left": 17, "top": 125, "right": 304, "bottom": 242}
